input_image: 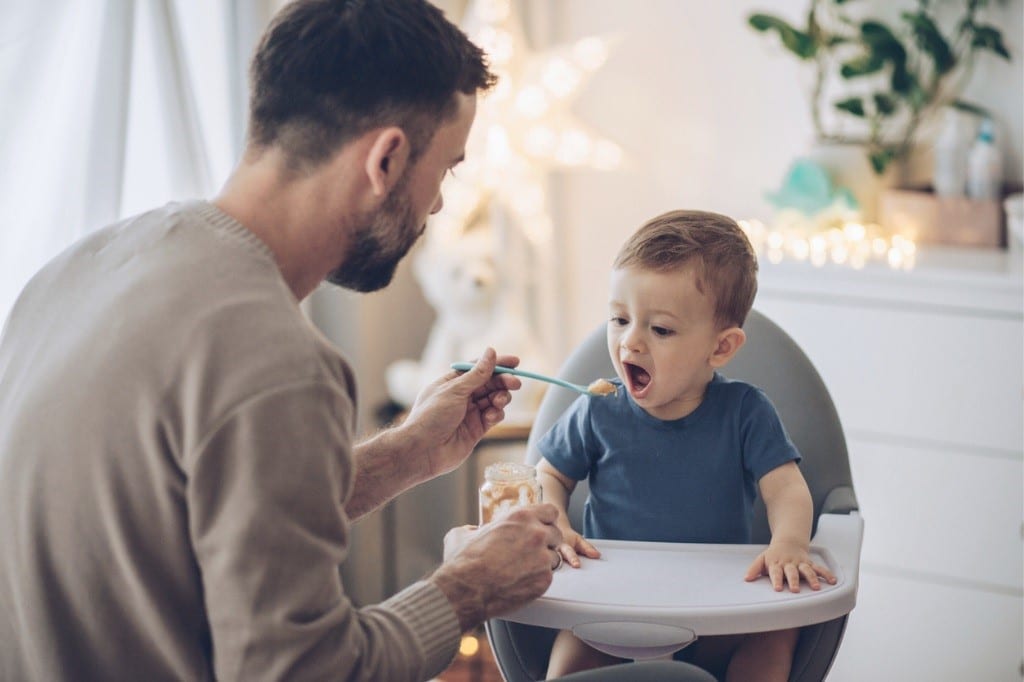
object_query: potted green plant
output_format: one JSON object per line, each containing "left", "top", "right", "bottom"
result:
{"left": 749, "top": 0, "right": 1010, "bottom": 175}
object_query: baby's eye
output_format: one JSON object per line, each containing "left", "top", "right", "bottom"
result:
{"left": 652, "top": 326, "right": 673, "bottom": 337}
{"left": 609, "top": 316, "right": 628, "bottom": 327}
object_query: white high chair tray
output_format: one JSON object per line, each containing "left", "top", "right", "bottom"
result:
{"left": 505, "top": 513, "right": 862, "bottom": 660}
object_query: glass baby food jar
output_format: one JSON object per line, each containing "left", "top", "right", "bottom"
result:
{"left": 479, "top": 462, "right": 542, "bottom": 524}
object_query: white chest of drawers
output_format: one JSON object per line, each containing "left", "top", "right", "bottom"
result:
{"left": 753, "top": 248, "right": 1023, "bottom": 681}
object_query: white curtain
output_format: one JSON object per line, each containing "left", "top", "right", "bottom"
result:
{"left": 0, "top": 0, "right": 277, "bottom": 325}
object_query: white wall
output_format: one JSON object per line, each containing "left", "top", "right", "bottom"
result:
{"left": 544, "top": 0, "right": 1023, "bottom": 353}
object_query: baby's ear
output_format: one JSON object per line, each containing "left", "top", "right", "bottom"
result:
{"left": 709, "top": 326, "right": 746, "bottom": 368}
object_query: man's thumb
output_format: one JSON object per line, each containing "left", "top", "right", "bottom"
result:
{"left": 457, "top": 347, "right": 497, "bottom": 390}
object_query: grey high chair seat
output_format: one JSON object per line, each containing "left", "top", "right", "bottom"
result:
{"left": 487, "top": 309, "right": 860, "bottom": 682}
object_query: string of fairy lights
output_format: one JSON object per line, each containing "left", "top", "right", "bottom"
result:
{"left": 740, "top": 217, "right": 918, "bottom": 270}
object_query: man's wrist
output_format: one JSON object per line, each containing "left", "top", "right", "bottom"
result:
{"left": 430, "top": 563, "right": 487, "bottom": 633}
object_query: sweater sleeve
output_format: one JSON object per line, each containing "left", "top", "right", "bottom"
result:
{"left": 186, "top": 380, "right": 459, "bottom": 681}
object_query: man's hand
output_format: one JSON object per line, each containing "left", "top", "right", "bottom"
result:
{"left": 402, "top": 348, "right": 522, "bottom": 478}
{"left": 432, "top": 504, "right": 563, "bottom": 631}
{"left": 744, "top": 538, "right": 837, "bottom": 592}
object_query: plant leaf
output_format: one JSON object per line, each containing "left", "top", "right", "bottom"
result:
{"left": 748, "top": 14, "right": 818, "bottom": 59}
{"left": 840, "top": 54, "right": 885, "bottom": 78}
{"left": 971, "top": 25, "right": 1011, "bottom": 60}
{"left": 873, "top": 93, "right": 897, "bottom": 116}
{"left": 869, "top": 148, "right": 898, "bottom": 175}
{"left": 860, "top": 21, "right": 900, "bottom": 49}
{"left": 891, "top": 63, "right": 915, "bottom": 95}
{"left": 835, "top": 97, "right": 866, "bottom": 117}
{"left": 902, "top": 10, "right": 956, "bottom": 75}
{"left": 951, "top": 99, "right": 992, "bottom": 117}
{"left": 906, "top": 78, "right": 928, "bottom": 110}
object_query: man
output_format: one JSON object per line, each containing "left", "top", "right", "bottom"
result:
{"left": 0, "top": 1, "right": 564, "bottom": 680}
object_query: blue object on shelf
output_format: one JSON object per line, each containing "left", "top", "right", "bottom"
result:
{"left": 766, "top": 159, "right": 859, "bottom": 216}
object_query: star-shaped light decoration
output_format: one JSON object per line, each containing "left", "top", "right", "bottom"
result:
{"left": 430, "top": 0, "right": 622, "bottom": 247}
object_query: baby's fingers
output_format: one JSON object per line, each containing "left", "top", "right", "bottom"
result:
{"left": 744, "top": 554, "right": 767, "bottom": 582}
{"left": 557, "top": 542, "right": 582, "bottom": 568}
{"left": 574, "top": 536, "right": 601, "bottom": 561}
{"left": 784, "top": 563, "right": 802, "bottom": 592}
{"left": 812, "top": 561, "right": 837, "bottom": 585}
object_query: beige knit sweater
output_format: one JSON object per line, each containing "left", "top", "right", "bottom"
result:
{"left": 0, "top": 202, "right": 460, "bottom": 680}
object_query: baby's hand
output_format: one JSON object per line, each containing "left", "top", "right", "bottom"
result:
{"left": 744, "top": 539, "right": 837, "bottom": 592}
{"left": 555, "top": 526, "right": 600, "bottom": 568}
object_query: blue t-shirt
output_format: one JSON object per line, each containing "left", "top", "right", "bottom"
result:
{"left": 536, "top": 372, "right": 800, "bottom": 544}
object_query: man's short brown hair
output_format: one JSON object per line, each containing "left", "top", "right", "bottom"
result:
{"left": 613, "top": 210, "right": 759, "bottom": 328}
{"left": 248, "top": 0, "right": 497, "bottom": 171}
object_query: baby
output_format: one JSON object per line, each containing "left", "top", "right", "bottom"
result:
{"left": 536, "top": 210, "right": 835, "bottom": 681}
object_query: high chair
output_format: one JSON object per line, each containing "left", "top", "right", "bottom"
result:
{"left": 486, "top": 309, "right": 863, "bottom": 681}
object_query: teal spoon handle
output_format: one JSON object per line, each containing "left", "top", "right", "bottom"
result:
{"left": 450, "top": 362, "right": 591, "bottom": 395}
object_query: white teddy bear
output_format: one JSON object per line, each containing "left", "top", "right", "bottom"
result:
{"left": 386, "top": 223, "right": 548, "bottom": 424}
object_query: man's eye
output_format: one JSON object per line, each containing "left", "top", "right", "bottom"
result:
{"left": 446, "top": 167, "right": 458, "bottom": 179}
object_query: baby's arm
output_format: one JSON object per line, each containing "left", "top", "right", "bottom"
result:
{"left": 745, "top": 461, "right": 837, "bottom": 592}
{"left": 536, "top": 458, "right": 601, "bottom": 567}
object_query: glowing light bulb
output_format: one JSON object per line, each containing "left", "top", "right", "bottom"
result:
{"left": 542, "top": 57, "right": 581, "bottom": 98}
{"left": 459, "top": 635, "right": 480, "bottom": 657}
{"left": 488, "top": 29, "right": 514, "bottom": 66}
{"left": 516, "top": 86, "right": 549, "bottom": 118}
{"left": 791, "top": 238, "right": 810, "bottom": 260}
{"left": 843, "top": 221, "right": 866, "bottom": 241}
{"left": 887, "top": 247, "right": 904, "bottom": 269}
{"left": 572, "top": 37, "right": 609, "bottom": 70}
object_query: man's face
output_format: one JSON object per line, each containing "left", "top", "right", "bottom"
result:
{"left": 327, "top": 94, "right": 477, "bottom": 292}
{"left": 326, "top": 171, "right": 416, "bottom": 292}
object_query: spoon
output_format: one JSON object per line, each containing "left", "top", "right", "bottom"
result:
{"left": 450, "top": 362, "right": 617, "bottom": 397}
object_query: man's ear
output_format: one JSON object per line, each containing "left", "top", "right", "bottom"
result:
{"left": 709, "top": 326, "right": 746, "bottom": 368}
{"left": 364, "top": 127, "right": 410, "bottom": 197}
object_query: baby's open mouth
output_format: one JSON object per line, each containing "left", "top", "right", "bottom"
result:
{"left": 624, "top": 362, "right": 651, "bottom": 393}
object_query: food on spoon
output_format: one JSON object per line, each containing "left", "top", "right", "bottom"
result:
{"left": 587, "top": 378, "right": 616, "bottom": 396}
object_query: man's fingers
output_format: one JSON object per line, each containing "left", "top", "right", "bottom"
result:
{"left": 494, "top": 354, "right": 521, "bottom": 369}
{"left": 531, "top": 502, "right": 561, "bottom": 525}
{"left": 456, "top": 348, "right": 497, "bottom": 388}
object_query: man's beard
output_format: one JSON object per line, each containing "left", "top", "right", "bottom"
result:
{"left": 326, "top": 180, "right": 423, "bottom": 293}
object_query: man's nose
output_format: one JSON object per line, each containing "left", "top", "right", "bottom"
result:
{"left": 430, "top": 194, "right": 444, "bottom": 215}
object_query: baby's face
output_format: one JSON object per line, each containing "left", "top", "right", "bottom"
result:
{"left": 606, "top": 265, "right": 722, "bottom": 420}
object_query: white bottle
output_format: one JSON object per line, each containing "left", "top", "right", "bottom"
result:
{"left": 933, "top": 108, "right": 967, "bottom": 197}
{"left": 966, "top": 118, "right": 1003, "bottom": 201}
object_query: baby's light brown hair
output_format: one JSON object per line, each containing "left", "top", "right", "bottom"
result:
{"left": 612, "top": 210, "right": 758, "bottom": 329}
